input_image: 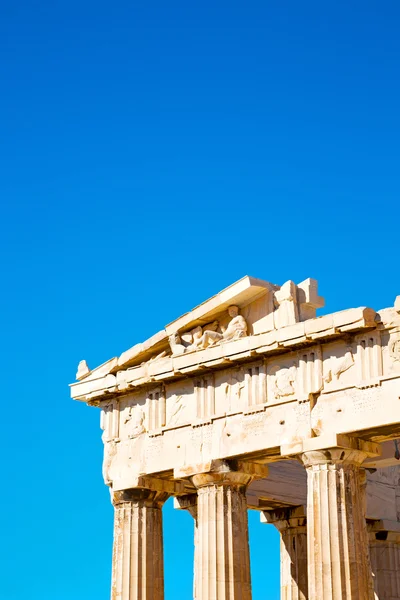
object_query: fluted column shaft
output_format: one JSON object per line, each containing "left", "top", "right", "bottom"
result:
{"left": 111, "top": 489, "right": 167, "bottom": 600}
{"left": 192, "top": 470, "right": 253, "bottom": 600}
{"left": 301, "top": 449, "right": 374, "bottom": 600}
{"left": 263, "top": 507, "right": 308, "bottom": 600}
{"left": 369, "top": 527, "right": 400, "bottom": 599}
{"left": 280, "top": 522, "right": 307, "bottom": 600}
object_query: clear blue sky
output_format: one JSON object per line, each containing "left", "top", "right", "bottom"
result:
{"left": 1, "top": 2, "right": 399, "bottom": 599}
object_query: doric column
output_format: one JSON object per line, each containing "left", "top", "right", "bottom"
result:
{"left": 301, "top": 448, "right": 374, "bottom": 600}
{"left": 111, "top": 489, "right": 168, "bottom": 600}
{"left": 191, "top": 461, "right": 263, "bottom": 600}
{"left": 261, "top": 506, "right": 307, "bottom": 600}
{"left": 368, "top": 521, "right": 400, "bottom": 599}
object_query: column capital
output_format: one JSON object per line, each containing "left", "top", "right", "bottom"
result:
{"left": 282, "top": 433, "right": 380, "bottom": 463}
{"left": 369, "top": 530, "right": 400, "bottom": 543}
{"left": 174, "top": 457, "right": 268, "bottom": 480}
{"left": 368, "top": 519, "right": 400, "bottom": 599}
{"left": 261, "top": 505, "right": 306, "bottom": 532}
{"left": 111, "top": 488, "right": 169, "bottom": 508}
{"left": 112, "top": 474, "right": 188, "bottom": 496}
{"left": 192, "top": 470, "right": 253, "bottom": 488}
{"left": 190, "top": 459, "right": 267, "bottom": 489}
{"left": 367, "top": 519, "right": 400, "bottom": 543}
{"left": 300, "top": 447, "right": 368, "bottom": 468}
{"left": 173, "top": 493, "right": 197, "bottom": 519}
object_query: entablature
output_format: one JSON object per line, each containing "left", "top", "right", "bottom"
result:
{"left": 71, "top": 305, "right": 379, "bottom": 403}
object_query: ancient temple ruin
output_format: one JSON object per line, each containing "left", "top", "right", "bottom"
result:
{"left": 71, "top": 276, "right": 400, "bottom": 599}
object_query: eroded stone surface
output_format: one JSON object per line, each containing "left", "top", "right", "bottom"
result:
{"left": 301, "top": 448, "right": 375, "bottom": 600}
{"left": 262, "top": 506, "right": 307, "bottom": 600}
{"left": 192, "top": 466, "right": 255, "bottom": 600}
{"left": 111, "top": 489, "right": 167, "bottom": 600}
{"left": 368, "top": 521, "right": 400, "bottom": 599}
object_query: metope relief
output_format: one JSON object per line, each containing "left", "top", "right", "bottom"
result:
{"left": 266, "top": 347, "right": 323, "bottom": 404}
{"left": 322, "top": 342, "right": 357, "bottom": 392}
{"left": 217, "top": 367, "right": 246, "bottom": 415}
{"left": 117, "top": 394, "right": 148, "bottom": 440}
{"left": 267, "top": 356, "right": 298, "bottom": 403}
{"left": 322, "top": 335, "right": 384, "bottom": 392}
{"left": 165, "top": 379, "right": 196, "bottom": 428}
{"left": 123, "top": 404, "right": 146, "bottom": 439}
{"left": 102, "top": 439, "right": 117, "bottom": 486}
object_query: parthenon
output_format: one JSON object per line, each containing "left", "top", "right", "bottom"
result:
{"left": 71, "top": 276, "right": 400, "bottom": 600}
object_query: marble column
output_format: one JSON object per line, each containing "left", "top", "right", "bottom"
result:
{"left": 368, "top": 522, "right": 400, "bottom": 599}
{"left": 191, "top": 467, "right": 254, "bottom": 600}
{"left": 111, "top": 489, "right": 168, "bottom": 600}
{"left": 262, "top": 506, "right": 308, "bottom": 600}
{"left": 301, "top": 448, "right": 374, "bottom": 600}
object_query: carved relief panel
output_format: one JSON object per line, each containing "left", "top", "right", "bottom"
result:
{"left": 322, "top": 334, "right": 384, "bottom": 393}
{"left": 215, "top": 367, "right": 246, "bottom": 415}
{"left": 119, "top": 393, "right": 147, "bottom": 440}
{"left": 322, "top": 341, "right": 356, "bottom": 392}
{"left": 241, "top": 345, "right": 322, "bottom": 407}
{"left": 205, "top": 362, "right": 266, "bottom": 417}
{"left": 267, "top": 354, "right": 298, "bottom": 404}
{"left": 165, "top": 379, "right": 197, "bottom": 428}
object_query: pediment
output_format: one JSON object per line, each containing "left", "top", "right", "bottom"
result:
{"left": 72, "top": 275, "right": 325, "bottom": 387}
{"left": 165, "top": 275, "right": 276, "bottom": 335}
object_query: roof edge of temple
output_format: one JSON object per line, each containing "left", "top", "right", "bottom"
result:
{"left": 70, "top": 303, "right": 380, "bottom": 403}
{"left": 71, "top": 279, "right": 400, "bottom": 401}
{"left": 72, "top": 275, "right": 328, "bottom": 384}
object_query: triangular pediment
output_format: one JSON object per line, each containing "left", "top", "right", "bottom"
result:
{"left": 73, "top": 275, "right": 325, "bottom": 385}
{"left": 165, "top": 276, "right": 276, "bottom": 334}
{"left": 114, "top": 276, "right": 276, "bottom": 371}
